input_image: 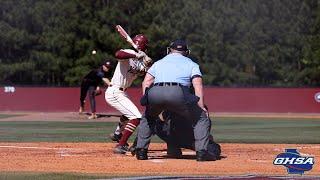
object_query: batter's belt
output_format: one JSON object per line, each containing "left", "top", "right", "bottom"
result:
{"left": 109, "top": 84, "right": 126, "bottom": 91}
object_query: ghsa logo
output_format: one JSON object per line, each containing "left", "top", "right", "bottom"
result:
{"left": 273, "top": 149, "right": 314, "bottom": 175}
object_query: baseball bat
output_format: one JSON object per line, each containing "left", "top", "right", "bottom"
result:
{"left": 115, "top": 25, "right": 138, "bottom": 51}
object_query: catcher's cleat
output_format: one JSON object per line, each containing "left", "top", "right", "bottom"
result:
{"left": 167, "top": 148, "right": 182, "bottom": 159}
{"left": 109, "top": 133, "right": 122, "bottom": 142}
{"left": 129, "top": 144, "right": 136, "bottom": 156}
{"left": 88, "top": 113, "right": 98, "bottom": 119}
{"left": 166, "top": 143, "right": 182, "bottom": 158}
{"left": 113, "top": 144, "right": 129, "bottom": 154}
{"left": 129, "top": 137, "right": 138, "bottom": 156}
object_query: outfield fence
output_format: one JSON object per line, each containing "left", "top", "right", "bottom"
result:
{"left": 0, "top": 87, "right": 320, "bottom": 113}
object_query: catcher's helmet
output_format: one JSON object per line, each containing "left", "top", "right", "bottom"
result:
{"left": 133, "top": 34, "right": 148, "bottom": 51}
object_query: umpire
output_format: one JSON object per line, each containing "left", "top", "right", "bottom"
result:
{"left": 135, "top": 39, "right": 216, "bottom": 161}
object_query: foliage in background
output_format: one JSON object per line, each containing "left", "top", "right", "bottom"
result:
{"left": 0, "top": 0, "right": 319, "bottom": 87}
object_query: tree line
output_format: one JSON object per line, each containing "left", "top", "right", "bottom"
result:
{"left": 0, "top": 0, "right": 319, "bottom": 87}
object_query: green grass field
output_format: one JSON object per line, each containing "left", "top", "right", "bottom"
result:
{"left": 1, "top": 115, "right": 319, "bottom": 179}
{"left": 0, "top": 117, "right": 319, "bottom": 143}
{"left": 212, "top": 117, "right": 320, "bottom": 143}
{"left": 0, "top": 114, "right": 25, "bottom": 119}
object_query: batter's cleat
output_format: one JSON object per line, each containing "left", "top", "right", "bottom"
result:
{"left": 113, "top": 145, "right": 129, "bottom": 154}
{"left": 136, "top": 148, "right": 148, "bottom": 160}
{"left": 88, "top": 113, "right": 98, "bottom": 119}
{"left": 196, "top": 150, "right": 217, "bottom": 162}
{"left": 109, "top": 133, "right": 122, "bottom": 142}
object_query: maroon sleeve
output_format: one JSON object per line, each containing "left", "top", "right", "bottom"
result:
{"left": 115, "top": 50, "right": 136, "bottom": 59}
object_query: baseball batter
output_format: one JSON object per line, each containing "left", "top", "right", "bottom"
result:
{"left": 105, "top": 34, "right": 152, "bottom": 154}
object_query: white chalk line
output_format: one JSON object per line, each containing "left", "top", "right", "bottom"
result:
{"left": 250, "top": 159, "right": 270, "bottom": 163}
{"left": 182, "top": 151, "right": 195, "bottom": 155}
{"left": 272, "top": 148, "right": 317, "bottom": 159}
{"left": 0, "top": 145, "right": 72, "bottom": 150}
{"left": 299, "top": 153, "right": 314, "bottom": 156}
{"left": 150, "top": 159, "right": 165, "bottom": 163}
{"left": 273, "top": 146, "right": 320, "bottom": 152}
{"left": 0, "top": 145, "right": 90, "bottom": 157}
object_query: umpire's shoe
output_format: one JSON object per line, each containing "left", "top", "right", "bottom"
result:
{"left": 113, "top": 144, "right": 128, "bottom": 154}
{"left": 196, "top": 150, "right": 217, "bottom": 162}
{"left": 136, "top": 148, "right": 148, "bottom": 160}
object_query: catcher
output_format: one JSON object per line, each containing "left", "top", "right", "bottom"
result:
{"left": 129, "top": 105, "right": 221, "bottom": 160}
{"left": 79, "top": 60, "right": 112, "bottom": 119}
{"left": 153, "top": 108, "right": 221, "bottom": 159}
{"left": 104, "top": 34, "right": 153, "bottom": 154}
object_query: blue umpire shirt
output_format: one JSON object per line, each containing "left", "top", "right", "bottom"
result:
{"left": 147, "top": 53, "right": 202, "bottom": 87}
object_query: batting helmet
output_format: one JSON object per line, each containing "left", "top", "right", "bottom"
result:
{"left": 133, "top": 34, "right": 148, "bottom": 51}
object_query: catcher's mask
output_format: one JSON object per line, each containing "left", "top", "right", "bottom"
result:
{"left": 133, "top": 34, "right": 148, "bottom": 51}
{"left": 167, "top": 39, "right": 190, "bottom": 56}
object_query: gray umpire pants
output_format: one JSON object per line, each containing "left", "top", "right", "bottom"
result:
{"left": 136, "top": 85, "right": 211, "bottom": 152}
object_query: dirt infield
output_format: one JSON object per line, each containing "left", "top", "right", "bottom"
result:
{"left": 0, "top": 142, "right": 319, "bottom": 176}
{"left": 0, "top": 112, "right": 319, "bottom": 177}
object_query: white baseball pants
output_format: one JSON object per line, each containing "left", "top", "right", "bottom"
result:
{"left": 105, "top": 86, "right": 142, "bottom": 120}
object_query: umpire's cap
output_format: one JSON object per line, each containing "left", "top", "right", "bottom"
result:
{"left": 169, "top": 39, "right": 189, "bottom": 51}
